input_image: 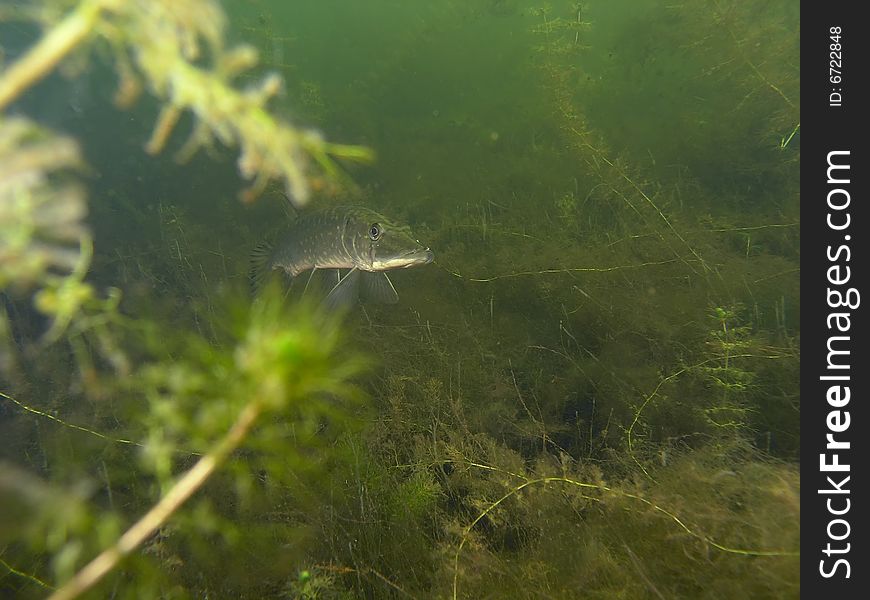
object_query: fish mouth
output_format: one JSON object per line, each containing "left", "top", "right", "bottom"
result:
{"left": 373, "top": 248, "right": 434, "bottom": 270}
{"left": 413, "top": 248, "right": 435, "bottom": 265}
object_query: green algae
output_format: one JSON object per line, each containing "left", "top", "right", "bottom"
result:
{"left": 2, "top": 0, "right": 799, "bottom": 598}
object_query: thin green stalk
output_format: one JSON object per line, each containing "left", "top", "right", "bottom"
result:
{"left": 48, "top": 399, "right": 263, "bottom": 600}
{"left": 0, "top": 0, "right": 109, "bottom": 110}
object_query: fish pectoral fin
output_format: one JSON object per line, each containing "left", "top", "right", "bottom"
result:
{"left": 361, "top": 272, "right": 399, "bottom": 304}
{"left": 323, "top": 267, "right": 360, "bottom": 311}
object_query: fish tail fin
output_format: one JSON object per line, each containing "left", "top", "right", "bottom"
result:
{"left": 249, "top": 241, "right": 274, "bottom": 296}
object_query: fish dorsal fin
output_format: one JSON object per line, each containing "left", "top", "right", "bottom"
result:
{"left": 279, "top": 192, "right": 299, "bottom": 221}
{"left": 249, "top": 241, "right": 274, "bottom": 296}
{"left": 323, "top": 267, "right": 360, "bottom": 311}
{"left": 361, "top": 272, "right": 399, "bottom": 304}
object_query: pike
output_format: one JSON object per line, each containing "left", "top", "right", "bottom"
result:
{"left": 250, "top": 206, "right": 434, "bottom": 309}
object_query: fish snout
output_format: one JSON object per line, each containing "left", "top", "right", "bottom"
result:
{"left": 398, "top": 247, "right": 434, "bottom": 268}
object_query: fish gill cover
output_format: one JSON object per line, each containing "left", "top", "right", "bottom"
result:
{"left": 1, "top": 0, "right": 798, "bottom": 598}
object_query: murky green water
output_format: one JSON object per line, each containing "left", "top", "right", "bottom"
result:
{"left": 2, "top": 1, "right": 799, "bottom": 597}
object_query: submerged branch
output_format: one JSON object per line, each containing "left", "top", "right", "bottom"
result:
{"left": 0, "top": 0, "right": 108, "bottom": 111}
{"left": 48, "top": 400, "right": 263, "bottom": 600}
{"left": 0, "top": 0, "right": 371, "bottom": 205}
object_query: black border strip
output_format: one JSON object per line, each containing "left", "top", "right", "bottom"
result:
{"left": 802, "top": 2, "right": 867, "bottom": 595}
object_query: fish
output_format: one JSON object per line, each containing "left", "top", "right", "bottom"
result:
{"left": 250, "top": 206, "right": 434, "bottom": 309}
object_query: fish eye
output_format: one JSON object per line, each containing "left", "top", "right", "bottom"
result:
{"left": 369, "top": 223, "right": 381, "bottom": 241}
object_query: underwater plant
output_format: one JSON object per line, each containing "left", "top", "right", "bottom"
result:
{"left": 2, "top": 1, "right": 370, "bottom": 597}
{"left": 0, "top": 0, "right": 372, "bottom": 205}
{"left": 2, "top": 1, "right": 800, "bottom": 598}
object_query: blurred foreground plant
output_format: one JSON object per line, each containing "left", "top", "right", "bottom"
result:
{"left": 2, "top": 288, "right": 366, "bottom": 599}
{"left": 0, "top": 116, "right": 101, "bottom": 345}
{"left": 1, "top": 1, "right": 375, "bottom": 595}
{"left": 52, "top": 293, "right": 363, "bottom": 600}
{"left": 1, "top": 125, "right": 367, "bottom": 591}
{"left": 0, "top": 0, "right": 373, "bottom": 205}
{"left": 0, "top": 118, "right": 85, "bottom": 290}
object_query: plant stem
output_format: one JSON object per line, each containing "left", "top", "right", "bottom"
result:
{"left": 48, "top": 400, "right": 263, "bottom": 600}
{"left": 0, "top": 0, "right": 106, "bottom": 111}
